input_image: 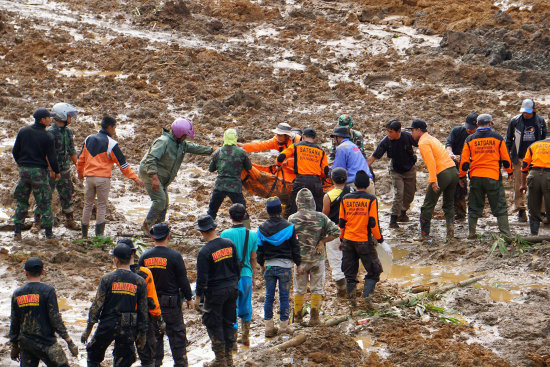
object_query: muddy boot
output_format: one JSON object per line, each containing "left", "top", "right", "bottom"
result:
{"left": 81, "top": 223, "right": 89, "bottom": 239}
{"left": 64, "top": 212, "right": 79, "bottom": 230}
{"left": 518, "top": 209, "right": 527, "bottom": 223}
{"left": 237, "top": 320, "right": 250, "bottom": 346}
{"left": 398, "top": 211, "right": 409, "bottom": 222}
{"left": 279, "top": 320, "right": 293, "bottom": 335}
{"left": 95, "top": 222, "right": 105, "bottom": 237}
{"left": 446, "top": 218, "right": 454, "bottom": 239}
{"left": 232, "top": 330, "right": 238, "bottom": 352}
{"left": 225, "top": 345, "right": 234, "bottom": 367}
{"left": 309, "top": 294, "right": 322, "bottom": 326}
{"left": 141, "top": 220, "right": 152, "bottom": 237}
{"left": 530, "top": 220, "right": 541, "bottom": 236}
{"left": 497, "top": 215, "right": 511, "bottom": 237}
{"left": 204, "top": 341, "right": 227, "bottom": 367}
{"left": 420, "top": 218, "right": 431, "bottom": 237}
{"left": 467, "top": 217, "right": 478, "bottom": 239}
{"left": 362, "top": 279, "right": 377, "bottom": 298}
{"left": 335, "top": 278, "right": 347, "bottom": 298}
{"left": 293, "top": 294, "right": 304, "bottom": 324}
{"left": 346, "top": 282, "right": 357, "bottom": 308}
{"left": 389, "top": 215, "right": 399, "bottom": 229}
{"left": 32, "top": 213, "right": 42, "bottom": 233}
{"left": 14, "top": 223, "right": 22, "bottom": 241}
{"left": 44, "top": 227, "right": 56, "bottom": 239}
{"left": 158, "top": 209, "right": 168, "bottom": 223}
{"left": 264, "top": 319, "right": 278, "bottom": 338}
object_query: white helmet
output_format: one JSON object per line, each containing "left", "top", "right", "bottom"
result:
{"left": 51, "top": 103, "right": 78, "bottom": 122}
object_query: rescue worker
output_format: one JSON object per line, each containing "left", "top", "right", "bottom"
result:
{"left": 139, "top": 118, "right": 213, "bottom": 235}
{"left": 328, "top": 115, "right": 366, "bottom": 163}
{"left": 12, "top": 108, "right": 60, "bottom": 240}
{"left": 459, "top": 114, "right": 513, "bottom": 238}
{"left": 367, "top": 120, "right": 417, "bottom": 228}
{"left": 238, "top": 122, "right": 301, "bottom": 181}
{"left": 406, "top": 120, "right": 458, "bottom": 239}
{"left": 339, "top": 170, "right": 384, "bottom": 307}
{"left": 195, "top": 215, "right": 241, "bottom": 367}
{"left": 505, "top": 99, "right": 547, "bottom": 222}
{"left": 46, "top": 103, "right": 79, "bottom": 230}
{"left": 331, "top": 126, "right": 374, "bottom": 191}
{"left": 139, "top": 222, "right": 194, "bottom": 367}
{"left": 117, "top": 238, "right": 165, "bottom": 367}
{"left": 257, "top": 197, "right": 301, "bottom": 337}
{"left": 220, "top": 204, "right": 258, "bottom": 348}
{"left": 322, "top": 167, "right": 351, "bottom": 297}
{"left": 289, "top": 188, "right": 340, "bottom": 326}
{"left": 9, "top": 257, "right": 78, "bottom": 367}
{"left": 277, "top": 128, "right": 329, "bottom": 217}
{"left": 77, "top": 116, "right": 144, "bottom": 238}
{"left": 207, "top": 129, "right": 252, "bottom": 223}
{"left": 81, "top": 243, "right": 148, "bottom": 367}
{"left": 520, "top": 134, "right": 550, "bottom": 235}
{"left": 445, "top": 113, "right": 478, "bottom": 221}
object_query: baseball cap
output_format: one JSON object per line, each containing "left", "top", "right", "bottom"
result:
{"left": 110, "top": 244, "right": 134, "bottom": 261}
{"left": 520, "top": 99, "right": 534, "bottom": 113}
{"left": 195, "top": 215, "right": 217, "bottom": 232}
{"left": 465, "top": 113, "right": 478, "bottom": 130}
{"left": 405, "top": 119, "right": 427, "bottom": 131}
{"left": 150, "top": 222, "right": 171, "bottom": 240}
{"left": 266, "top": 196, "right": 282, "bottom": 215}
{"left": 303, "top": 128, "right": 316, "bottom": 138}
{"left": 24, "top": 257, "right": 44, "bottom": 273}
{"left": 477, "top": 114, "right": 493, "bottom": 125}
{"left": 33, "top": 108, "right": 54, "bottom": 121}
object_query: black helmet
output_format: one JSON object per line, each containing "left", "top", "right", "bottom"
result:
{"left": 330, "top": 126, "right": 350, "bottom": 138}
{"left": 331, "top": 167, "right": 348, "bottom": 184}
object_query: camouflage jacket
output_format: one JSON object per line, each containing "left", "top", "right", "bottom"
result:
{"left": 288, "top": 188, "right": 341, "bottom": 262}
{"left": 209, "top": 145, "right": 252, "bottom": 193}
{"left": 47, "top": 124, "right": 76, "bottom": 172}
{"left": 329, "top": 128, "right": 365, "bottom": 162}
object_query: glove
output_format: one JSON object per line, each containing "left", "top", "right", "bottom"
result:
{"left": 10, "top": 342, "right": 20, "bottom": 362}
{"left": 155, "top": 315, "right": 166, "bottom": 334}
{"left": 136, "top": 332, "right": 147, "bottom": 350}
{"left": 81, "top": 324, "right": 93, "bottom": 344}
{"left": 380, "top": 242, "right": 392, "bottom": 255}
{"left": 66, "top": 338, "right": 78, "bottom": 357}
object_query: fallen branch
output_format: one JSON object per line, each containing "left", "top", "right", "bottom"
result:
{"left": 274, "top": 334, "right": 307, "bottom": 350}
{"left": 506, "top": 235, "right": 550, "bottom": 244}
{"left": 0, "top": 223, "right": 32, "bottom": 232}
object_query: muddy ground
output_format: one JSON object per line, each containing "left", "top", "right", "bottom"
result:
{"left": 1, "top": 0, "right": 550, "bottom": 366}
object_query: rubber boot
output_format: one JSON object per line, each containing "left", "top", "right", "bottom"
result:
{"left": 204, "top": 341, "right": 227, "bottom": 367}
{"left": 225, "top": 345, "right": 234, "bottom": 367}
{"left": 446, "top": 218, "right": 454, "bottom": 239}
{"left": 293, "top": 294, "right": 304, "bottom": 324}
{"left": 335, "top": 278, "right": 347, "bottom": 298}
{"left": 309, "top": 294, "right": 322, "bottom": 326}
{"left": 518, "top": 209, "right": 527, "bottom": 223}
{"left": 497, "top": 215, "right": 511, "bottom": 237}
{"left": 237, "top": 320, "right": 250, "bottom": 346}
{"left": 346, "top": 282, "right": 357, "bottom": 308}
{"left": 95, "top": 222, "right": 106, "bottom": 236}
{"left": 363, "top": 279, "right": 377, "bottom": 298}
{"left": 420, "top": 218, "right": 431, "bottom": 237}
{"left": 159, "top": 209, "right": 167, "bottom": 223}
{"left": 81, "top": 223, "right": 89, "bottom": 239}
{"left": 279, "top": 319, "right": 293, "bottom": 335}
{"left": 398, "top": 211, "right": 409, "bottom": 222}
{"left": 232, "top": 330, "right": 238, "bottom": 352}
{"left": 14, "top": 223, "right": 22, "bottom": 241}
{"left": 242, "top": 219, "right": 251, "bottom": 230}
{"left": 467, "top": 217, "right": 477, "bottom": 239}
{"left": 530, "top": 220, "right": 541, "bottom": 236}
{"left": 264, "top": 319, "right": 278, "bottom": 337}
{"left": 44, "top": 227, "right": 55, "bottom": 239}
{"left": 142, "top": 208, "right": 160, "bottom": 236}
{"left": 389, "top": 215, "right": 399, "bottom": 229}
{"left": 64, "top": 212, "right": 79, "bottom": 230}
{"left": 32, "top": 213, "right": 42, "bottom": 233}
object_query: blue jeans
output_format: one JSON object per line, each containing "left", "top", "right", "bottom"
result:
{"left": 263, "top": 266, "right": 292, "bottom": 322}
{"left": 233, "top": 276, "right": 253, "bottom": 331}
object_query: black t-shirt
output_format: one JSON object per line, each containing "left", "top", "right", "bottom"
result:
{"left": 518, "top": 117, "right": 539, "bottom": 158}
{"left": 139, "top": 246, "right": 193, "bottom": 300}
{"left": 372, "top": 131, "right": 417, "bottom": 173}
{"left": 196, "top": 238, "right": 241, "bottom": 298}
{"left": 10, "top": 282, "right": 69, "bottom": 346}
{"left": 12, "top": 123, "right": 60, "bottom": 173}
{"left": 446, "top": 126, "right": 470, "bottom": 156}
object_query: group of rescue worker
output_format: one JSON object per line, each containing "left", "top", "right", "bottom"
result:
{"left": 9, "top": 97, "right": 550, "bottom": 367}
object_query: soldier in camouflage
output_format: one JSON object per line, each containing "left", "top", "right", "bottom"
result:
{"left": 207, "top": 128, "right": 252, "bottom": 224}
{"left": 12, "top": 108, "right": 60, "bottom": 239}
{"left": 9, "top": 257, "right": 78, "bottom": 367}
{"left": 328, "top": 115, "right": 366, "bottom": 163}
{"left": 288, "top": 188, "right": 340, "bottom": 326}
{"left": 46, "top": 103, "right": 79, "bottom": 230}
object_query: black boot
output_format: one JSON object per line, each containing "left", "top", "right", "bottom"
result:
{"left": 518, "top": 209, "right": 527, "bottom": 223}
{"left": 446, "top": 218, "right": 454, "bottom": 239}
{"left": 81, "top": 223, "right": 89, "bottom": 238}
{"left": 389, "top": 215, "right": 399, "bottom": 229}
{"left": 362, "top": 279, "right": 377, "bottom": 298}
{"left": 398, "top": 211, "right": 409, "bottom": 222}
{"left": 95, "top": 222, "right": 105, "bottom": 236}
{"left": 44, "top": 227, "right": 55, "bottom": 239}
{"left": 14, "top": 223, "right": 22, "bottom": 240}
{"left": 346, "top": 282, "right": 357, "bottom": 308}
{"left": 530, "top": 220, "right": 541, "bottom": 236}
{"left": 420, "top": 218, "right": 431, "bottom": 237}
{"left": 226, "top": 345, "right": 234, "bottom": 367}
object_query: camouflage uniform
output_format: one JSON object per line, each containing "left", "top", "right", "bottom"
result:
{"left": 329, "top": 129, "right": 365, "bottom": 163}
{"left": 14, "top": 167, "right": 54, "bottom": 228}
{"left": 47, "top": 124, "right": 76, "bottom": 214}
{"left": 9, "top": 282, "right": 71, "bottom": 367}
{"left": 207, "top": 144, "right": 252, "bottom": 219}
{"left": 288, "top": 188, "right": 340, "bottom": 296}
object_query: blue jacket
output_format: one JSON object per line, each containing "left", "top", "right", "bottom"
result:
{"left": 256, "top": 217, "right": 301, "bottom": 266}
{"left": 332, "top": 139, "right": 372, "bottom": 183}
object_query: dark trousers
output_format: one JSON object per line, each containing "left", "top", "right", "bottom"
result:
{"left": 286, "top": 175, "right": 323, "bottom": 217}
{"left": 87, "top": 322, "right": 136, "bottom": 367}
{"left": 137, "top": 315, "right": 157, "bottom": 366}
{"left": 454, "top": 183, "right": 468, "bottom": 219}
{"left": 526, "top": 170, "right": 550, "bottom": 223}
{"left": 468, "top": 177, "right": 508, "bottom": 219}
{"left": 420, "top": 167, "right": 458, "bottom": 221}
{"left": 155, "top": 304, "right": 188, "bottom": 367}
{"left": 207, "top": 189, "right": 246, "bottom": 220}
{"left": 341, "top": 239, "right": 383, "bottom": 284}
{"left": 202, "top": 286, "right": 238, "bottom": 349}
{"left": 19, "top": 337, "right": 68, "bottom": 367}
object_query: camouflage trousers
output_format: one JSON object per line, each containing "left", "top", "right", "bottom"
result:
{"left": 14, "top": 167, "right": 53, "bottom": 228}
{"left": 49, "top": 169, "right": 74, "bottom": 214}
{"left": 19, "top": 336, "right": 68, "bottom": 367}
